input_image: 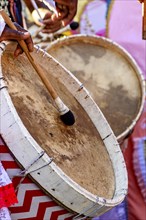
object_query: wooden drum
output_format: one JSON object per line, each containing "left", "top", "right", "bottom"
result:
{"left": 47, "top": 35, "right": 145, "bottom": 144}
{"left": 0, "top": 42, "right": 127, "bottom": 218}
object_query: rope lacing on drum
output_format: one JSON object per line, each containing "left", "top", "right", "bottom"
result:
{"left": 0, "top": 76, "right": 5, "bottom": 80}
{"left": 0, "top": 85, "right": 7, "bottom": 90}
{"left": 14, "top": 151, "right": 53, "bottom": 192}
{"left": 77, "top": 84, "right": 84, "bottom": 92}
{"left": 73, "top": 198, "right": 106, "bottom": 219}
{"left": 0, "top": 76, "right": 7, "bottom": 90}
{"left": 36, "top": 44, "right": 41, "bottom": 53}
{"left": 102, "top": 133, "right": 112, "bottom": 141}
{"left": 0, "top": 42, "right": 7, "bottom": 89}
{"left": 35, "top": 44, "right": 48, "bottom": 58}
{"left": 0, "top": 42, "right": 6, "bottom": 51}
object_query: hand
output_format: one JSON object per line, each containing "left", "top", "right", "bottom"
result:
{"left": 42, "top": 10, "right": 63, "bottom": 33}
{"left": 54, "top": 0, "right": 78, "bottom": 26}
{"left": 42, "top": 0, "right": 77, "bottom": 33}
{"left": 0, "top": 22, "right": 33, "bottom": 57}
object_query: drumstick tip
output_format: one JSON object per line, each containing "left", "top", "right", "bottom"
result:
{"left": 60, "top": 110, "right": 75, "bottom": 126}
{"left": 55, "top": 97, "right": 75, "bottom": 126}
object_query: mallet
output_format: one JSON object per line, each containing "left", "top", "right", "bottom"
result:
{"left": 0, "top": 9, "right": 75, "bottom": 126}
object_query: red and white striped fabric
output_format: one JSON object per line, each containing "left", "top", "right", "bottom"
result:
{"left": 0, "top": 161, "right": 18, "bottom": 208}
{"left": 0, "top": 136, "right": 74, "bottom": 220}
{"left": 0, "top": 138, "right": 18, "bottom": 220}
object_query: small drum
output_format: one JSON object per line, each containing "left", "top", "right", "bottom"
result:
{"left": 47, "top": 35, "right": 145, "bottom": 144}
{"left": 0, "top": 42, "right": 127, "bottom": 218}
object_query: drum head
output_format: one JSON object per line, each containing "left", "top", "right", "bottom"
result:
{"left": 47, "top": 35, "right": 145, "bottom": 141}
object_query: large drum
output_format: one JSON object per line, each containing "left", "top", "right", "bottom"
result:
{"left": 47, "top": 35, "right": 145, "bottom": 144}
{"left": 0, "top": 42, "right": 127, "bottom": 218}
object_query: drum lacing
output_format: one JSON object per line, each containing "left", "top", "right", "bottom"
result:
{"left": 102, "top": 133, "right": 112, "bottom": 141}
{"left": 77, "top": 84, "right": 84, "bottom": 92}
{"left": 0, "top": 42, "right": 6, "bottom": 51}
{"left": 14, "top": 151, "right": 53, "bottom": 192}
{"left": 0, "top": 85, "right": 7, "bottom": 90}
{"left": 73, "top": 198, "right": 106, "bottom": 219}
{"left": 42, "top": 49, "right": 47, "bottom": 57}
{"left": 35, "top": 44, "right": 49, "bottom": 57}
{"left": 0, "top": 76, "right": 7, "bottom": 90}
{"left": 36, "top": 44, "right": 41, "bottom": 53}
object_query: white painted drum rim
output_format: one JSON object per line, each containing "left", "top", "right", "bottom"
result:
{"left": 47, "top": 34, "right": 146, "bottom": 143}
{"left": 0, "top": 41, "right": 128, "bottom": 218}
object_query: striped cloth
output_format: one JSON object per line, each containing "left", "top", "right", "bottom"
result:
{"left": 0, "top": 162, "right": 18, "bottom": 209}
{"left": 0, "top": 138, "right": 18, "bottom": 219}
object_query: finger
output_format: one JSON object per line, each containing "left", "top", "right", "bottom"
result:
{"left": 43, "top": 11, "right": 53, "bottom": 20}
{"left": 43, "top": 17, "right": 59, "bottom": 25}
{"left": 61, "top": 7, "right": 77, "bottom": 26}
{"left": 55, "top": 3, "right": 68, "bottom": 19}
{"left": 14, "top": 44, "right": 23, "bottom": 58}
{"left": 51, "top": 13, "right": 63, "bottom": 21}
{"left": 13, "top": 24, "right": 34, "bottom": 52}
{"left": 24, "top": 38, "right": 33, "bottom": 53}
{"left": 0, "top": 26, "right": 27, "bottom": 41}
{"left": 42, "top": 24, "right": 62, "bottom": 33}
{"left": 43, "top": 22, "right": 62, "bottom": 29}
{"left": 14, "top": 36, "right": 33, "bottom": 57}
{"left": 3, "top": 27, "right": 32, "bottom": 41}
{"left": 42, "top": 22, "right": 62, "bottom": 33}
{"left": 43, "top": 12, "right": 62, "bottom": 24}
{"left": 14, "top": 22, "right": 28, "bottom": 33}
{"left": 42, "top": 21, "right": 62, "bottom": 30}
{"left": 54, "top": 1, "right": 77, "bottom": 26}
{"left": 54, "top": 0, "right": 71, "bottom": 7}
{"left": 13, "top": 23, "right": 34, "bottom": 48}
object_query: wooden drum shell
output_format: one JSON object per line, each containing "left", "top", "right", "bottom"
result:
{"left": 0, "top": 42, "right": 127, "bottom": 218}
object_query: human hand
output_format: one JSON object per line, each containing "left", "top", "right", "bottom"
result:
{"left": 0, "top": 22, "right": 33, "bottom": 57}
{"left": 54, "top": 0, "right": 78, "bottom": 26}
{"left": 42, "top": 0, "right": 77, "bottom": 33}
{"left": 42, "top": 10, "right": 63, "bottom": 33}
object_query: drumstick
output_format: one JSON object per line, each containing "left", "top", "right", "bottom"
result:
{"left": 142, "top": 0, "right": 146, "bottom": 39}
{"left": 30, "top": 0, "right": 44, "bottom": 23}
{"left": 32, "top": 21, "right": 79, "bottom": 39}
{"left": 0, "top": 10, "right": 75, "bottom": 126}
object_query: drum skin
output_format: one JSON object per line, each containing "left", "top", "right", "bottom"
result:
{"left": 47, "top": 35, "right": 145, "bottom": 143}
{"left": 0, "top": 42, "right": 127, "bottom": 218}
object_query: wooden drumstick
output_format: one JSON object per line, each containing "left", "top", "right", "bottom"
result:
{"left": 0, "top": 10, "right": 75, "bottom": 126}
{"left": 30, "top": 0, "right": 44, "bottom": 23}
{"left": 142, "top": 0, "right": 146, "bottom": 39}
